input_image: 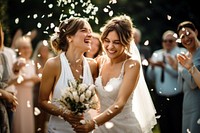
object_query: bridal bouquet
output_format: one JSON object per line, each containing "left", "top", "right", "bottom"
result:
{"left": 57, "top": 80, "right": 98, "bottom": 115}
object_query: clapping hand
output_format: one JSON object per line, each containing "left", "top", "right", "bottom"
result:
{"left": 149, "top": 59, "right": 165, "bottom": 69}
{"left": 166, "top": 54, "right": 178, "bottom": 70}
{"left": 177, "top": 53, "right": 193, "bottom": 70}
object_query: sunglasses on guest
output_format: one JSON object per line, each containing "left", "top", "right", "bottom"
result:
{"left": 162, "top": 39, "right": 174, "bottom": 43}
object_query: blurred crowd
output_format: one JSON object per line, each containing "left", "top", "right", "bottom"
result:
{"left": 0, "top": 24, "right": 54, "bottom": 133}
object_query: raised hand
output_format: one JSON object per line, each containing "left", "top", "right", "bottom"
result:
{"left": 177, "top": 53, "right": 193, "bottom": 70}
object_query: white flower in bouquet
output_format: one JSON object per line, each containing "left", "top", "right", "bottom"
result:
{"left": 72, "top": 91, "right": 79, "bottom": 102}
{"left": 78, "top": 83, "right": 88, "bottom": 93}
{"left": 85, "top": 90, "right": 92, "bottom": 99}
{"left": 56, "top": 80, "right": 98, "bottom": 115}
{"left": 80, "top": 94, "right": 85, "bottom": 103}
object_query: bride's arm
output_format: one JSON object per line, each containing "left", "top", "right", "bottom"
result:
{"left": 38, "top": 56, "right": 80, "bottom": 124}
{"left": 74, "top": 59, "right": 140, "bottom": 132}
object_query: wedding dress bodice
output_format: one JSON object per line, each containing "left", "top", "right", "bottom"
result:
{"left": 95, "top": 65, "right": 133, "bottom": 117}
{"left": 94, "top": 59, "right": 142, "bottom": 133}
{"left": 48, "top": 52, "right": 93, "bottom": 133}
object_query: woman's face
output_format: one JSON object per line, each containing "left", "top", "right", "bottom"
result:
{"left": 18, "top": 40, "right": 32, "bottom": 59}
{"left": 70, "top": 22, "right": 92, "bottom": 52}
{"left": 39, "top": 45, "right": 50, "bottom": 59}
{"left": 178, "top": 27, "right": 197, "bottom": 50}
{"left": 89, "top": 37, "right": 100, "bottom": 56}
{"left": 103, "top": 30, "right": 125, "bottom": 59}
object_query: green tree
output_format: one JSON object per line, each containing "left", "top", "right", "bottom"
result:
{"left": 0, "top": 0, "right": 11, "bottom": 45}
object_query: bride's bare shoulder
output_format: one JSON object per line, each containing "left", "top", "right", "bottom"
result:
{"left": 44, "top": 55, "right": 60, "bottom": 69}
{"left": 124, "top": 58, "right": 140, "bottom": 71}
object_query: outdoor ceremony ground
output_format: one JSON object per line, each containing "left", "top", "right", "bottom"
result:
{"left": 153, "top": 124, "right": 160, "bottom": 133}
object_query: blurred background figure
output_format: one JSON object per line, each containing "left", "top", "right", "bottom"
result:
{"left": 177, "top": 21, "right": 200, "bottom": 133}
{"left": 147, "top": 30, "right": 186, "bottom": 133}
{"left": 84, "top": 32, "right": 103, "bottom": 118}
{"left": 0, "top": 88, "right": 18, "bottom": 133}
{"left": 0, "top": 22, "right": 18, "bottom": 133}
{"left": 177, "top": 53, "right": 200, "bottom": 88}
{"left": 32, "top": 40, "right": 54, "bottom": 133}
{"left": 84, "top": 32, "right": 104, "bottom": 59}
{"left": 1, "top": 22, "right": 19, "bottom": 133}
{"left": 133, "top": 28, "right": 151, "bottom": 78}
{"left": 12, "top": 36, "right": 41, "bottom": 133}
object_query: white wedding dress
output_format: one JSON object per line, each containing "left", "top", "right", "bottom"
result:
{"left": 94, "top": 59, "right": 143, "bottom": 133}
{"left": 93, "top": 42, "right": 157, "bottom": 133}
{"left": 48, "top": 52, "right": 93, "bottom": 133}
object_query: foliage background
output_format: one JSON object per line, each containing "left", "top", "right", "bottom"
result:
{"left": 0, "top": 0, "right": 199, "bottom": 53}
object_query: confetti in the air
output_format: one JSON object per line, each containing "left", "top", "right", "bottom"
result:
{"left": 15, "top": 18, "right": 19, "bottom": 24}
{"left": 167, "top": 15, "right": 171, "bottom": 20}
{"left": 13, "top": 0, "right": 119, "bottom": 36}
{"left": 104, "top": 84, "right": 114, "bottom": 92}
{"left": 142, "top": 59, "right": 148, "bottom": 66}
{"left": 109, "top": 0, "right": 117, "bottom": 4}
{"left": 144, "top": 40, "right": 149, "bottom": 46}
{"left": 197, "top": 118, "right": 200, "bottom": 124}
{"left": 27, "top": 100, "right": 31, "bottom": 108}
{"left": 34, "top": 107, "right": 41, "bottom": 116}
{"left": 37, "top": 23, "right": 42, "bottom": 28}
{"left": 186, "top": 129, "right": 191, "bottom": 133}
{"left": 21, "top": 0, "right": 25, "bottom": 3}
{"left": 105, "top": 121, "right": 114, "bottom": 129}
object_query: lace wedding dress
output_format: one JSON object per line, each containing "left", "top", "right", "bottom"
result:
{"left": 93, "top": 41, "right": 157, "bottom": 133}
{"left": 94, "top": 59, "right": 143, "bottom": 133}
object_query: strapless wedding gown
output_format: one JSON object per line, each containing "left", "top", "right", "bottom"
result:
{"left": 48, "top": 52, "right": 93, "bottom": 133}
{"left": 94, "top": 60, "right": 142, "bottom": 133}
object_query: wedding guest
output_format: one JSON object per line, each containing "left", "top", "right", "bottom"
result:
{"left": 38, "top": 17, "right": 98, "bottom": 133}
{"left": 176, "top": 21, "right": 200, "bottom": 133}
{"left": 73, "top": 14, "right": 157, "bottom": 133}
{"left": 32, "top": 40, "right": 54, "bottom": 133}
{"left": 84, "top": 32, "right": 104, "bottom": 59}
{"left": 133, "top": 28, "right": 151, "bottom": 78}
{"left": 147, "top": 30, "right": 186, "bottom": 133}
{"left": 177, "top": 53, "right": 200, "bottom": 88}
{"left": 12, "top": 36, "right": 41, "bottom": 133}
{"left": 0, "top": 23, "right": 17, "bottom": 132}
{"left": 0, "top": 23, "right": 18, "bottom": 133}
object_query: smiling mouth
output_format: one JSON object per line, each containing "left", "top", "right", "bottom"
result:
{"left": 84, "top": 39, "right": 91, "bottom": 44}
{"left": 107, "top": 50, "right": 115, "bottom": 54}
{"left": 185, "top": 40, "right": 192, "bottom": 45}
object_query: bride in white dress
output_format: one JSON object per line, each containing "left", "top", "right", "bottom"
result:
{"left": 38, "top": 17, "right": 98, "bottom": 133}
{"left": 73, "top": 15, "right": 157, "bottom": 133}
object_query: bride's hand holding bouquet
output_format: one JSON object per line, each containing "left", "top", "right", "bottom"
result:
{"left": 55, "top": 80, "right": 98, "bottom": 127}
